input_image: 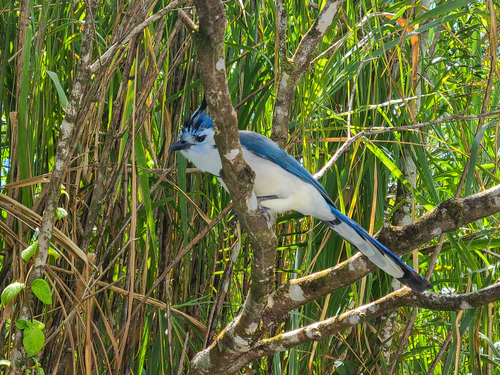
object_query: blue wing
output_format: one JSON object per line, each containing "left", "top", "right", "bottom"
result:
{"left": 239, "top": 130, "right": 432, "bottom": 292}
{"left": 239, "top": 130, "right": 335, "bottom": 206}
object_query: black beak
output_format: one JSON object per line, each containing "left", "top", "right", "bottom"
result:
{"left": 169, "top": 139, "right": 192, "bottom": 153}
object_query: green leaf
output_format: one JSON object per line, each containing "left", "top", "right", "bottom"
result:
{"left": 55, "top": 207, "right": 68, "bottom": 219}
{"left": 465, "top": 120, "right": 497, "bottom": 196}
{"left": 29, "top": 320, "right": 45, "bottom": 330}
{"left": 134, "top": 136, "right": 158, "bottom": 254}
{"left": 60, "top": 184, "right": 69, "bottom": 199}
{"left": 31, "top": 279, "right": 52, "bottom": 305}
{"left": 334, "top": 360, "right": 356, "bottom": 375}
{"left": 21, "top": 241, "right": 39, "bottom": 262}
{"left": 16, "top": 319, "right": 29, "bottom": 330}
{"left": 45, "top": 70, "right": 68, "bottom": 110}
{"left": 48, "top": 247, "right": 61, "bottom": 260}
{"left": 0, "top": 360, "right": 10, "bottom": 367}
{"left": 412, "top": 0, "right": 474, "bottom": 24}
{"left": 23, "top": 326, "right": 45, "bottom": 357}
{"left": 1, "top": 282, "right": 25, "bottom": 305}
{"left": 364, "top": 142, "right": 413, "bottom": 192}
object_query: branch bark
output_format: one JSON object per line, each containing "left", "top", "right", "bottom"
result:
{"left": 227, "top": 284, "right": 500, "bottom": 370}
{"left": 10, "top": 0, "right": 97, "bottom": 373}
{"left": 272, "top": 0, "right": 344, "bottom": 147}
{"left": 261, "top": 183, "right": 500, "bottom": 326}
{"left": 190, "top": 1, "right": 278, "bottom": 373}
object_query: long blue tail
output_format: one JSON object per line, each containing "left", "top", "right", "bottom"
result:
{"left": 324, "top": 205, "right": 432, "bottom": 292}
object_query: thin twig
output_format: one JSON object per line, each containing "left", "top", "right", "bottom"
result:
{"left": 314, "top": 109, "right": 500, "bottom": 179}
{"left": 89, "top": 0, "right": 188, "bottom": 73}
{"left": 178, "top": 8, "right": 198, "bottom": 33}
{"left": 387, "top": 309, "right": 417, "bottom": 375}
{"left": 425, "top": 330, "right": 453, "bottom": 375}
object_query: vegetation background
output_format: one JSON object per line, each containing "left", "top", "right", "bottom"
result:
{"left": 0, "top": 0, "right": 499, "bottom": 374}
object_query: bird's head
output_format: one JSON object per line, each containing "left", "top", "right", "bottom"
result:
{"left": 169, "top": 99, "right": 215, "bottom": 156}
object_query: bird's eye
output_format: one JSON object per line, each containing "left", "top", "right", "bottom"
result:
{"left": 196, "top": 135, "right": 206, "bottom": 143}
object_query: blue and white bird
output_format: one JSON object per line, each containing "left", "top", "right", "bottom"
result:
{"left": 170, "top": 100, "right": 432, "bottom": 292}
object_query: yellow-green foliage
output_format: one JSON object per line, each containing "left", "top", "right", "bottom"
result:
{"left": 0, "top": 0, "right": 499, "bottom": 374}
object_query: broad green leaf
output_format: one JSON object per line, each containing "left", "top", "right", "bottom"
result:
{"left": 0, "top": 360, "right": 10, "bottom": 367}
{"left": 23, "top": 326, "right": 45, "bottom": 357}
{"left": 16, "top": 319, "right": 29, "bottom": 330}
{"left": 31, "top": 279, "right": 52, "bottom": 305}
{"left": 21, "top": 241, "right": 39, "bottom": 262}
{"left": 55, "top": 207, "right": 68, "bottom": 219}
{"left": 1, "top": 282, "right": 25, "bottom": 305}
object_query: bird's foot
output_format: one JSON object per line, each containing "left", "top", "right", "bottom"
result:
{"left": 257, "top": 195, "right": 278, "bottom": 223}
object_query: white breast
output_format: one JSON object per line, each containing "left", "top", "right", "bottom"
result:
{"left": 242, "top": 149, "right": 335, "bottom": 221}
{"left": 181, "top": 143, "right": 335, "bottom": 221}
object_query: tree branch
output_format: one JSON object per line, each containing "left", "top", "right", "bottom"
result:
{"left": 10, "top": 0, "right": 97, "bottom": 372}
{"left": 190, "top": 0, "right": 278, "bottom": 373}
{"left": 228, "top": 284, "right": 500, "bottom": 369}
{"left": 272, "top": 0, "right": 344, "bottom": 147}
{"left": 261, "top": 183, "right": 500, "bottom": 326}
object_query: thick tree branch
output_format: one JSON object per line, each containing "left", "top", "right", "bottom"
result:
{"left": 261, "top": 184, "right": 500, "bottom": 326}
{"left": 190, "top": 0, "right": 278, "bottom": 373}
{"left": 227, "top": 284, "right": 500, "bottom": 370}
{"left": 272, "top": 0, "right": 344, "bottom": 147}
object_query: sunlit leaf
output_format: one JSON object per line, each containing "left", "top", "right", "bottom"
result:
{"left": 23, "top": 326, "right": 45, "bottom": 358}
{"left": 21, "top": 241, "right": 39, "bottom": 262}
{"left": 31, "top": 279, "right": 52, "bottom": 305}
{"left": 1, "top": 283, "right": 25, "bottom": 305}
{"left": 45, "top": 70, "right": 69, "bottom": 110}
{"left": 55, "top": 207, "right": 68, "bottom": 219}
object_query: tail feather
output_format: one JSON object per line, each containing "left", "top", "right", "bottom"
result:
{"left": 325, "top": 206, "right": 432, "bottom": 293}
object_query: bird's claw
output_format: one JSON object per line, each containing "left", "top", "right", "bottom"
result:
{"left": 257, "top": 195, "right": 278, "bottom": 223}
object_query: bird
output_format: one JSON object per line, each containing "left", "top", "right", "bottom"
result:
{"left": 169, "top": 99, "right": 432, "bottom": 292}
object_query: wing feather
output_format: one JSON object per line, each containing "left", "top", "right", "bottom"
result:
{"left": 239, "top": 130, "right": 334, "bottom": 206}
